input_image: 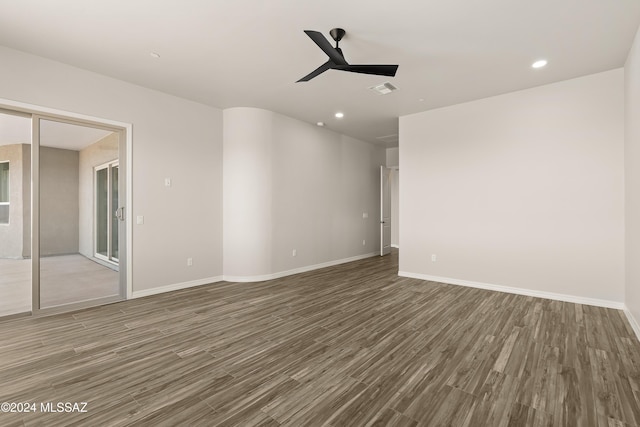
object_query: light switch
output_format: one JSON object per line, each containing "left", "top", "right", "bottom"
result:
{"left": 137, "top": 215, "right": 144, "bottom": 225}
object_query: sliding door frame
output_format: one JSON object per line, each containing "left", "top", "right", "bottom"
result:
{"left": 0, "top": 98, "right": 132, "bottom": 318}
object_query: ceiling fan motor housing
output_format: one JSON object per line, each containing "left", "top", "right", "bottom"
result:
{"left": 330, "top": 28, "right": 346, "bottom": 43}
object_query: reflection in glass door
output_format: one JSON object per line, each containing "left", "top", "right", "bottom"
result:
{"left": 95, "top": 161, "right": 119, "bottom": 264}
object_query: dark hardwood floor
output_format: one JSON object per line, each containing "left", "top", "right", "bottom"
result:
{"left": 1, "top": 250, "right": 639, "bottom": 426}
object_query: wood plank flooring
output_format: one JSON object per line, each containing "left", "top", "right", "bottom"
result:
{"left": 1, "top": 250, "right": 639, "bottom": 426}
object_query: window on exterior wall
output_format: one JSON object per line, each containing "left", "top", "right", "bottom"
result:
{"left": 0, "top": 161, "right": 9, "bottom": 224}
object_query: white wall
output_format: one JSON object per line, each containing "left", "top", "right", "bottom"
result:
{"left": 223, "top": 107, "right": 384, "bottom": 280}
{"left": 385, "top": 148, "right": 400, "bottom": 247}
{"left": 271, "top": 113, "right": 383, "bottom": 273}
{"left": 386, "top": 147, "right": 399, "bottom": 167}
{"left": 0, "top": 46, "right": 223, "bottom": 292}
{"left": 223, "top": 108, "right": 273, "bottom": 277}
{"left": 625, "top": 26, "right": 640, "bottom": 328}
{"left": 399, "top": 69, "right": 625, "bottom": 305}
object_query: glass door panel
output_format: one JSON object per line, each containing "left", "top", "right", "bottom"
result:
{"left": 39, "top": 118, "right": 120, "bottom": 310}
{"left": 0, "top": 110, "right": 31, "bottom": 317}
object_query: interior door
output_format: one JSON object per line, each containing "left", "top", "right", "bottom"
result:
{"left": 380, "top": 165, "right": 391, "bottom": 256}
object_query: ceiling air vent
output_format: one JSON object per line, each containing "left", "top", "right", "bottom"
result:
{"left": 368, "top": 82, "right": 398, "bottom": 95}
{"left": 376, "top": 134, "right": 399, "bottom": 144}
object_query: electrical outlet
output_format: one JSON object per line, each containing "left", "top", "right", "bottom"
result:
{"left": 187, "top": 257, "right": 193, "bottom": 266}
{"left": 136, "top": 215, "right": 144, "bottom": 225}
{"left": 165, "top": 178, "right": 172, "bottom": 187}
{"left": 292, "top": 249, "right": 297, "bottom": 257}
{"left": 362, "top": 212, "right": 369, "bottom": 219}
{"left": 431, "top": 254, "right": 437, "bottom": 262}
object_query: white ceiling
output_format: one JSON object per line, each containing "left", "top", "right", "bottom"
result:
{"left": 0, "top": 112, "right": 113, "bottom": 151}
{"left": 0, "top": 113, "right": 30, "bottom": 146}
{"left": 0, "top": 0, "right": 638, "bottom": 147}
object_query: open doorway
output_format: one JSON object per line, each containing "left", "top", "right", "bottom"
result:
{"left": 380, "top": 165, "right": 399, "bottom": 257}
{"left": 0, "top": 106, "right": 129, "bottom": 318}
{"left": 380, "top": 166, "right": 391, "bottom": 256}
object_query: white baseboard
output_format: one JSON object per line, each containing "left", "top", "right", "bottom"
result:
{"left": 131, "top": 276, "right": 223, "bottom": 299}
{"left": 391, "top": 244, "right": 400, "bottom": 249}
{"left": 397, "top": 271, "right": 624, "bottom": 310}
{"left": 624, "top": 306, "right": 640, "bottom": 341}
{"left": 130, "top": 253, "right": 380, "bottom": 297}
{"left": 224, "top": 252, "right": 380, "bottom": 283}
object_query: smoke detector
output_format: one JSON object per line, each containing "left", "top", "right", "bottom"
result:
{"left": 369, "top": 82, "right": 398, "bottom": 95}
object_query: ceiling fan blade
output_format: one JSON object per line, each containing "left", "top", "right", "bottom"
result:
{"left": 297, "top": 61, "right": 335, "bottom": 82}
{"left": 334, "top": 64, "right": 398, "bottom": 77}
{"left": 304, "top": 30, "right": 348, "bottom": 66}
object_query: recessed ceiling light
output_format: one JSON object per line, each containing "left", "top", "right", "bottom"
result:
{"left": 335, "top": 112, "right": 344, "bottom": 119}
{"left": 150, "top": 52, "right": 161, "bottom": 59}
{"left": 532, "top": 59, "right": 547, "bottom": 69}
{"left": 418, "top": 98, "right": 425, "bottom": 102}
{"left": 316, "top": 122, "right": 325, "bottom": 127}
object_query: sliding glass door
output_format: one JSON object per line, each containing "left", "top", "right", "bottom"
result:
{"left": 0, "top": 110, "right": 31, "bottom": 317}
{"left": 34, "top": 115, "right": 126, "bottom": 312}
{"left": 0, "top": 106, "right": 128, "bottom": 319}
{"left": 95, "top": 161, "right": 119, "bottom": 264}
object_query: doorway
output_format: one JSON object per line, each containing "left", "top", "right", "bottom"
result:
{"left": 380, "top": 165, "right": 399, "bottom": 257}
{"left": 0, "top": 104, "right": 130, "bottom": 318}
{"left": 380, "top": 165, "right": 391, "bottom": 256}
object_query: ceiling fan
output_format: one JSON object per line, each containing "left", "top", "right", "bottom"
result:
{"left": 297, "top": 28, "right": 399, "bottom": 82}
